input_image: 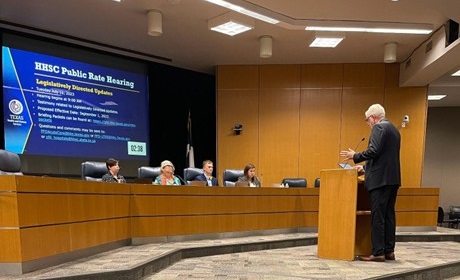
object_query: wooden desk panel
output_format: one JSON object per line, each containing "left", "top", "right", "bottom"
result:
{"left": 0, "top": 175, "right": 439, "bottom": 273}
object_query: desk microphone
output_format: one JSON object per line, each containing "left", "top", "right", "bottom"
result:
{"left": 354, "top": 137, "right": 366, "bottom": 151}
{"left": 175, "top": 174, "right": 187, "bottom": 186}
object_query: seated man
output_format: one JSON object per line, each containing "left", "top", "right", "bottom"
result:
{"left": 195, "top": 160, "right": 218, "bottom": 186}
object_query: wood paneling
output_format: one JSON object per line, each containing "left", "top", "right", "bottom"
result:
{"left": 259, "top": 65, "right": 301, "bottom": 89}
{"left": 217, "top": 65, "right": 259, "bottom": 89}
{"left": 217, "top": 63, "right": 427, "bottom": 188}
{"left": 131, "top": 212, "right": 318, "bottom": 237}
{"left": 343, "top": 63, "right": 385, "bottom": 88}
{"left": 0, "top": 175, "right": 438, "bottom": 268}
{"left": 217, "top": 89, "right": 259, "bottom": 183}
{"left": 0, "top": 193, "right": 19, "bottom": 226}
{"left": 385, "top": 87, "right": 428, "bottom": 187}
{"left": 301, "top": 64, "right": 343, "bottom": 89}
{"left": 259, "top": 88, "right": 300, "bottom": 185}
{"left": 341, "top": 88, "right": 385, "bottom": 154}
{"left": 300, "top": 89, "right": 342, "bottom": 186}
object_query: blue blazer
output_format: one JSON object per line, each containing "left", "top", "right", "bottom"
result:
{"left": 194, "top": 173, "right": 219, "bottom": 186}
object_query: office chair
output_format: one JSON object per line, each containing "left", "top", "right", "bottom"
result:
{"left": 137, "top": 166, "right": 161, "bottom": 179}
{"left": 223, "top": 169, "right": 244, "bottom": 187}
{"left": 314, "top": 178, "right": 320, "bottom": 188}
{"left": 0, "top": 149, "right": 23, "bottom": 175}
{"left": 281, "top": 178, "right": 307, "bottom": 188}
{"left": 81, "top": 161, "right": 107, "bottom": 181}
{"left": 183, "top": 167, "right": 203, "bottom": 184}
{"left": 448, "top": 206, "right": 460, "bottom": 229}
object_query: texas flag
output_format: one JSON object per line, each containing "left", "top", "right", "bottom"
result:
{"left": 186, "top": 110, "right": 195, "bottom": 168}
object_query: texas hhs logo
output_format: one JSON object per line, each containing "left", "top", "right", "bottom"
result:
{"left": 9, "top": 99, "right": 23, "bottom": 115}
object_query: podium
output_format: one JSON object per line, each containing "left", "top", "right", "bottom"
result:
{"left": 317, "top": 169, "right": 371, "bottom": 260}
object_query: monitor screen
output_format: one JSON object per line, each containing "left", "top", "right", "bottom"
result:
{"left": 2, "top": 33, "right": 150, "bottom": 176}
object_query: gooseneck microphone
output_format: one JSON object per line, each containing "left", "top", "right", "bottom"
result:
{"left": 354, "top": 137, "right": 366, "bottom": 151}
{"left": 175, "top": 174, "right": 187, "bottom": 186}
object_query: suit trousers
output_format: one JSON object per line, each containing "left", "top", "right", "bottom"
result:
{"left": 369, "top": 185, "right": 399, "bottom": 256}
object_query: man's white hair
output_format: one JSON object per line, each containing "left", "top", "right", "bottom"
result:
{"left": 365, "top": 104, "right": 386, "bottom": 119}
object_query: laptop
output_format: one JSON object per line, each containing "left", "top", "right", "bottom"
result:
{"left": 235, "top": 181, "right": 250, "bottom": 187}
{"left": 338, "top": 162, "right": 354, "bottom": 169}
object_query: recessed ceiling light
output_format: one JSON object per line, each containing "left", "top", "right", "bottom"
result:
{"left": 310, "top": 37, "right": 344, "bottom": 48}
{"left": 452, "top": 70, "right": 460, "bottom": 76}
{"left": 428, "top": 95, "right": 447, "bottom": 100}
{"left": 208, "top": 12, "right": 254, "bottom": 36}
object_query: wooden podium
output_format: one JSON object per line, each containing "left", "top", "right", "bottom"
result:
{"left": 317, "top": 169, "right": 371, "bottom": 260}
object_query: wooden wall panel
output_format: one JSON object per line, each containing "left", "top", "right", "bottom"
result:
{"left": 343, "top": 63, "right": 385, "bottom": 88}
{"left": 217, "top": 62, "right": 261, "bottom": 183}
{"left": 396, "top": 212, "right": 437, "bottom": 226}
{"left": 0, "top": 176, "right": 438, "bottom": 267}
{"left": 217, "top": 65, "right": 259, "bottom": 89}
{"left": 217, "top": 63, "right": 427, "bottom": 188}
{"left": 258, "top": 65, "right": 301, "bottom": 186}
{"left": 384, "top": 87, "right": 427, "bottom": 187}
{"left": 0, "top": 193, "right": 19, "bottom": 227}
{"left": 259, "top": 88, "right": 300, "bottom": 186}
{"left": 299, "top": 65, "right": 343, "bottom": 186}
{"left": 217, "top": 89, "right": 259, "bottom": 182}
{"left": 20, "top": 225, "right": 71, "bottom": 261}
{"left": 68, "top": 219, "right": 130, "bottom": 252}
{"left": 131, "top": 195, "right": 318, "bottom": 215}
{"left": 259, "top": 65, "right": 301, "bottom": 89}
{"left": 0, "top": 230, "right": 21, "bottom": 262}
{"left": 341, "top": 88, "right": 385, "bottom": 156}
{"left": 300, "top": 89, "right": 342, "bottom": 186}
{"left": 301, "top": 64, "right": 343, "bottom": 89}
{"left": 131, "top": 212, "right": 318, "bottom": 237}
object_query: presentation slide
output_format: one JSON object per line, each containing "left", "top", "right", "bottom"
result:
{"left": 2, "top": 46, "right": 149, "bottom": 160}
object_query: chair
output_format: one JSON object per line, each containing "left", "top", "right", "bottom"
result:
{"left": 314, "top": 178, "right": 320, "bottom": 188}
{"left": 0, "top": 149, "right": 23, "bottom": 175}
{"left": 183, "top": 167, "right": 203, "bottom": 184}
{"left": 81, "top": 161, "right": 106, "bottom": 181}
{"left": 223, "top": 169, "right": 244, "bottom": 187}
{"left": 281, "top": 178, "right": 307, "bottom": 188}
{"left": 448, "top": 206, "right": 460, "bottom": 228}
{"left": 138, "top": 166, "right": 161, "bottom": 179}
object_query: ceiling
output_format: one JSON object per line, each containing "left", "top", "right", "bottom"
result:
{"left": 1, "top": 0, "right": 460, "bottom": 106}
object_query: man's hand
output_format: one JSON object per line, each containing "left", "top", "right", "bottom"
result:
{"left": 340, "top": 148, "right": 355, "bottom": 160}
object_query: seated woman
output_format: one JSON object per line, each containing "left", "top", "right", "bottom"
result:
{"left": 101, "top": 158, "right": 126, "bottom": 183}
{"left": 237, "top": 163, "right": 261, "bottom": 187}
{"left": 153, "top": 160, "right": 181, "bottom": 186}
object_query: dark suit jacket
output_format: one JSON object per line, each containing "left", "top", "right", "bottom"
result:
{"left": 353, "top": 118, "right": 401, "bottom": 191}
{"left": 195, "top": 173, "right": 219, "bottom": 186}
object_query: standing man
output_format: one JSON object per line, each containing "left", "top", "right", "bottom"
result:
{"left": 195, "top": 160, "right": 219, "bottom": 186}
{"left": 340, "top": 104, "right": 401, "bottom": 262}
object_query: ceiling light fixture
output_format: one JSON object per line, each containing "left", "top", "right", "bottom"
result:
{"left": 452, "top": 70, "right": 460, "bottom": 76}
{"left": 310, "top": 33, "right": 344, "bottom": 48}
{"left": 427, "top": 95, "right": 447, "bottom": 100}
{"left": 147, "top": 10, "right": 163, "bottom": 36}
{"left": 260, "top": 36, "right": 272, "bottom": 58}
{"left": 208, "top": 12, "right": 254, "bottom": 36}
{"left": 384, "top": 42, "right": 397, "bottom": 63}
{"left": 205, "top": 0, "right": 279, "bottom": 24}
{"left": 305, "top": 20, "right": 432, "bottom": 34}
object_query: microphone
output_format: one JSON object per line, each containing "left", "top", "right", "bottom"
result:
{"left": 174, "top": 174, "right": 187, "bottom": 185}
{"left": 344, "top": 137, "right": 366, "bottom": 164}
{"left": 353, "top": 137, "right": 366, "bottom": 151}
